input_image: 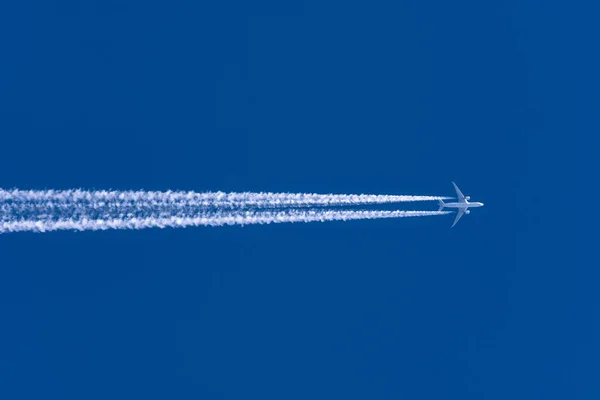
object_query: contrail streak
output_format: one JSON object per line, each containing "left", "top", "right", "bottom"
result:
{"left": 0, "top": 209, "right": 450, "bottom": 234}
{"left": 0, "top": 189, "right": 449, "bottom": 209}
{"left": 0, "top": 188, "right": 450, "bottom": 234}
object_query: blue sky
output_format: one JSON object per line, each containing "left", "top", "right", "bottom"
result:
{"left": 0, "top": 1, "right": 598, "bottom": 398}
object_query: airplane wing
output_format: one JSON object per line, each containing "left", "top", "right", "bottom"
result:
{"left": 452, "top": 182, "right": 465, "bottom": 202}
{"left": 451, "top": 208, "right": 466, "bottom": 228}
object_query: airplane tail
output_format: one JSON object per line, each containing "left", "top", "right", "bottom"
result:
{"left": 438, "top": 199, "right": 445, "bottom": 212}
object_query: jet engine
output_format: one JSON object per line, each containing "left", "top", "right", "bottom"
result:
{"left": 465, "top": 210, "right": 470, "bottom": 214}
{"left": 465, "top": 196, "right": 470, "bottom": 200}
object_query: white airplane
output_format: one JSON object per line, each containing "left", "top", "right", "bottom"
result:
{"left": 438, "top": 182, "right": 484, "bottom": 227}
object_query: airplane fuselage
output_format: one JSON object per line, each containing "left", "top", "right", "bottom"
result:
{"left": 443, "top": 201, "right": 484, "bottom": 209}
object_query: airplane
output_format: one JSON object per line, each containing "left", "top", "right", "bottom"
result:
{"left": 438, "top": 182, "right": 484, "bottom": 227}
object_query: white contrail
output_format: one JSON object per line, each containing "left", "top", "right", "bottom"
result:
{"left": 0, "top": 209, "right": 450, "bottom": 234}
{"left": 0, "top": 188, "right": 451, "bottom": 234}
{"left": 0, "top": 189, "right": 450, "bottom": 209}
